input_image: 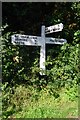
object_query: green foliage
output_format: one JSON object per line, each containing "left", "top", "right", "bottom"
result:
{"left": 2, "top": 2, "right": 79, "bottom": 118}
{"left": 2, "top": 82, "right": 15, "bottom": 118}
{"left": 65, "top": 83, "right": 78, "bottom": 101}
{"left": 46, "top": 43, "right": 79, "bottom": 87}
{"left": 73, "top": 30, "right": 80, "bottom": 44}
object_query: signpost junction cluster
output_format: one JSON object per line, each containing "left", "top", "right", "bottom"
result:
{"left": 11, "top": 23, "right": 67, "bottom": 75}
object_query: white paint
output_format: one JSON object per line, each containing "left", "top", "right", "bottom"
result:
{"left": 45, "top": 23, "right": 63, "bottom": 34}
{"left": 40, "top": 26, "right": 46, "bottom": 75}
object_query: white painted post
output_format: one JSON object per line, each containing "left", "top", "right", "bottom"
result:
{"left": 40, "top": 25, "right": 46, "bottom": 75}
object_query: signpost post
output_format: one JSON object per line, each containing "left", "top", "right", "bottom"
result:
{"left": 11, "top": 23, "right": 67, "bottom": 75}
{"left": 40, "top": 25, "right": 46, "bottom": 75}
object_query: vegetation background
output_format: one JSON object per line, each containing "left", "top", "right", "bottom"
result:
{"left": 1, "top": 2, "right": 80, "bottom": 119}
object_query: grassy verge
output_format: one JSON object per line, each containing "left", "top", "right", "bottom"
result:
{"left": 15, "top": 97, "right": 78, "bottom": 118}
{"left": 8, "top": 86, "right": 78, "bottom": 118}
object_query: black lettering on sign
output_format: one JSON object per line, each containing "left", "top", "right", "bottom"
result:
{"left": 18, "top": 41, "right": 23, "bottom": 44}
{"left": 53, "top": 27, "right": 57, "bottom": 31}
{"left": 15, "top": 38, "right": 21, "bottom": 41}
{"left": 24, "top": 39, "right": 27, "bottom": 41}
{"left": 26, "top": 36, "right": 29, "bottom": 38}
{"left": 55, "top": 39, "right": 58, "bottom": 42}
{"left": 14, "top": 41, "right": 24, "bottom": 45}
{"left": 15, "top": 36, "right": 19, "bottom": 40}
{"left": 46, "top": 30, "right": 50, "bottom": 33}
{"left": 21, "top": 38, "right": 27, "bottom": 41}
{"left": 15, "top": 35, "right": 18, "bottom": 37}
{"left": 15, "top": 38, "right": 20, "bottom": 41}
{"left": 60, "top": 40, "right": 64, "bottom": 43}
{"left": 35, "top": 39, "right": 37, "bottom": 44}
{"left": 50, "top": 39, "right": 55, "bottom": 42}
{"left": 45, "top": 28, "right": 48, "bottom": 31}
{"left": 52, "top": 29, "right": 55, "bottom": 31}
{"left": 33, "top": 37, "right": 37, "bottom": 39}
{"left": 15, "top": 38, "right": 28, "bottom": 41}
{"left": 20, "top": 36, "right": 26, "bottom": 38}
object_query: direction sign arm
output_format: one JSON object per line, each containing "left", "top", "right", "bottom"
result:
{"left": 45, "top": 23, "right": 63, "bottom": 34}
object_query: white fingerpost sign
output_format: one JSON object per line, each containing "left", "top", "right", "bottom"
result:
{"left": 46, "top": 37, "right": 67, "bottom": 45}
{"left": 45, "top": 23, "right": 63, "bottom": 34}
{"left": 11, "top": 34, "right": 42, "bottom": 46}
{"left": 11, "top": 23, "right": 67, "bottom": 75}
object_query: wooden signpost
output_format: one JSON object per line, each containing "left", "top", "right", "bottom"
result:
{"left": 11, "top": 23, "right": 67, "bottom": 75}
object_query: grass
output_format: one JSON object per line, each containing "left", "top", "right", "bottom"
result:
{"left": 15, "top": 100, "right": 78, "bottom": 118}
{"left": 9, "top": 86, "right": 78, "bottom": 118}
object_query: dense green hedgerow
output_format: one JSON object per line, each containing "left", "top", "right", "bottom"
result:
{"left": 1, "top": 2, "right": 80, "bottom": 118}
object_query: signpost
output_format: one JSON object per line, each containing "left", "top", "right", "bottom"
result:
{"left": 11, "top": 23, "right": 67, "bottom": 75}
